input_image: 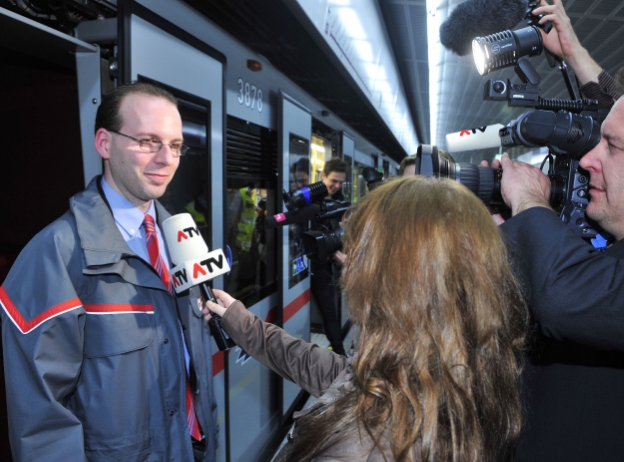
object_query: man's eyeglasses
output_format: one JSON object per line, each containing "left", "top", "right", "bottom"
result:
{"left": 110, "top": 130, "right": 188, "bottom": 157}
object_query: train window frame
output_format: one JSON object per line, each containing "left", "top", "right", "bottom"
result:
{"left": 224, "top": 115, "right": 278, "bottom": 306}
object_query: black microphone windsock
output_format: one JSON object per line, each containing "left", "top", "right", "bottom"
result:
{"left": 439, "top": 0, "right": 529, "bottom": 56}
{"left": 162, "top": 213, "right": 234, "bottom": 351}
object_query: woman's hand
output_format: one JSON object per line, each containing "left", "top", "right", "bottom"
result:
{"left": 202, "top": 288, "right": 236, "bottom": 320}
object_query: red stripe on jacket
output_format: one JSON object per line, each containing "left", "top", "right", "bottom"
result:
{"left": 83, "top": 304, "right": 154, "bottom": 314}
{"left": 0, "top": 285, "right": 82, "bottom": 334}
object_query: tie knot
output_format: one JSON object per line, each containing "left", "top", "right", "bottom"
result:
{"left": 143, "top": 214, "right": 156, "bottom": 235}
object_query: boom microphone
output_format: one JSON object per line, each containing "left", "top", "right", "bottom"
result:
{"left": 265, "top": 202, "right": 322, "bottom": 229}
{"left": 162, "top": 213, "right": 235, "bottom": 351}
{"left": 439, "top": 0, "right": 529, "bottom": 56}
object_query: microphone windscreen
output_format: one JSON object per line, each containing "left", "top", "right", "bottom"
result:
{"left": 162, "top": 213, "right": 209, "bottom": 265}
{"left": 265, "top": 203, "right": 321, "bottom": 229}
{"left": 439, "top": 0, "right": 528, "bottom": 56}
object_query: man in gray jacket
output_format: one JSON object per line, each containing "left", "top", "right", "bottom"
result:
{"left": 0, "top": 82, "right": 218, "bottom": 461}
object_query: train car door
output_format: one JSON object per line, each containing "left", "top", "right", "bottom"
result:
{"left": 118, "top": 2, "right": 228, "bottom": 458}
{"left": 340, "top": 132, "right": 355, "bottom": 331}
{"left": 278, "top": 92, "right": 312, "bottom": 413}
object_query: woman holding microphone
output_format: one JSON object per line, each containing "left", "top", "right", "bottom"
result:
{"left": 204, "top": 176, "right": 527, "bottom": 462}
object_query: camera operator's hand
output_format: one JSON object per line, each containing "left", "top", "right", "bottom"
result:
{"left": 479, "top": 160, "right": 506, "bottom": 225}
{"left": 533, "top": 0, "right": 602, "bottom": 86}
{"left": 499, "top": 153, "right": 553, "bottom": 216}
{"left": 334, "top": 250, "right": 347, "bottom": 265}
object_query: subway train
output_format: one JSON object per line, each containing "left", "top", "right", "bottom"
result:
{"left": 0, "top": 1, "right": 403, "bottom": 460}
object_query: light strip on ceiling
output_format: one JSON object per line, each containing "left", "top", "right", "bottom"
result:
{"left": 426, "top": 0, "right": 442, "bottom": 145}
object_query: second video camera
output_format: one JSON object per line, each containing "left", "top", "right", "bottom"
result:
{"left": 416, "top": 107, "right": 602, "bottom": 237}
{"left": 280, "top": 181, "right": 349, "bottom": 264}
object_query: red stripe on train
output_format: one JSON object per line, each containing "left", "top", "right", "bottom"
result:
{"left": 283, "top": 289, "right": 310, "bottom": 323}
{"left": 213, "top": 350, "right": 225, "bottom": 376}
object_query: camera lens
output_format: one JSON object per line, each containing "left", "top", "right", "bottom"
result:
{"left": 427, "top": 152, "right": 504, "bottom": 207}
{"left": 493, "top": 81, "right": 506, "bottom": 93}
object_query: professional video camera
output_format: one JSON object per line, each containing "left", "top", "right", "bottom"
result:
{"left": 418, "top": 4, "right": 608, "bottom": 238}
{"left": 268, "top": 181, "right": 350, "bottom": 264}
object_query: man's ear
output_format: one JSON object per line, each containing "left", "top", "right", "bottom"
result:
{"left": 94, "top": 128, "right": 112, "bottom": 160}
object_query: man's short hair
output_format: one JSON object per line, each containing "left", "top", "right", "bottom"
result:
{"left": 616, "top": 67, "right": 624, "bottom": 93}
{"left": 323, "top": 157, "right": 348, "bottom": 176}
{"left": 398, "top": 155, "right": 416, "bottom": 176}
{"left": 294, "top": 157, "right": 310, "bottom": 174}
{"left": 95, "top": 82, "right": 178, "bottom": 133}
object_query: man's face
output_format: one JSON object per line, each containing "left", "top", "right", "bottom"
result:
{"left": 295, "top": 171, "right": 310, "bottom": 188}
{"left": 580, "top": 98, "right": 624, "bottom": 240}
{"left": 97, "top": 93, "right": 182, "bottom": 212}
{"left": 321, "top": 170, "right": 346, "bottom": 196}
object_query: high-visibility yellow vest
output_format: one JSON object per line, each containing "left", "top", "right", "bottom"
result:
{"left": 236, "top": 187, "right": 256, "bottom": 253}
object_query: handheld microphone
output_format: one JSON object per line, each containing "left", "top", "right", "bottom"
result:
{"left": 162, "top": 213, "right": 235, "bottom": 351}
{"left": 265, "top": 202, "right": 322, "bottom": 229}
{"left": 439, "top": 0, "right": 529, "bottom": 56}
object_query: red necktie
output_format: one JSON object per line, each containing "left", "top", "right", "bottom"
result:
{"left": 143, "top": 214, "right": 171, "bottom": 291}
{"left": 143, "top": 214, "right": 202, "bottom": 441}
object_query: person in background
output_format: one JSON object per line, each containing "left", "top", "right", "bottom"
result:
{"left": 254, "top": 198, "right": 268, "bottom": 284}
{"left": 400, "top": 150, "right": 454, "bottom": 178}
{"left": 293, "top": 157, "right": 311, "bottom": 188}
{"left": 0, "top": 82, "right": 218, "bottom": 461}
{"left": 203, "top": 176, "right": 528, "bottom": 462}
{"left": 311, "top": 157, "right": 348, "bottom": 355}
{"left": 398, "top": 154, "right": 416, "bottom": 177}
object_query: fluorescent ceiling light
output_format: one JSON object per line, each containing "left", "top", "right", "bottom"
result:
{"left": 337, "top": 8, "right": 367, "bottom": 40}
{"left": 426, "top": 0, "right": 442, "bottom": 144}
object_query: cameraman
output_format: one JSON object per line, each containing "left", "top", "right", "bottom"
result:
{"left": 311, "top": 157, "right": 348, "bottom": 356}
{"left": 496, "top": 92, "right": 624, "bottom": 462}
{"left": 487, "top": 4, "right": 624, "bottom": 460}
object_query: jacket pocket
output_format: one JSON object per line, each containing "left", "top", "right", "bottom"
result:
{"left": 83, "top": 305, "right": 154, "bottom": 357}
{"left": 85, "top": 427, "right": 165, "bottom": 461}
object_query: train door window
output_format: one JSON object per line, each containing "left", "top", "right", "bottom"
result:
{"left": 158, "top": 100, "right": 213, "bottom": 246}
{"left": 342, "top": 154, "right": 353, "bottom": 203}
{"left": 354, "top": 163, "right": 374, "bottom": 203}
{"left": 224, "top": 116, "right": 278, "bottom": 305}
{"left": 382, "top": 159, "right": 390, "bottom": 178}
{"left": 311, "top": 134, "right": 330, "bottom": 183}
{"left": 286, "top": 134, "right": 310, "bottom": 289}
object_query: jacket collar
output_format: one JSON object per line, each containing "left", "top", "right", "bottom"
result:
{"left": 71, "top": 176, "right": 171, "bottom": 268}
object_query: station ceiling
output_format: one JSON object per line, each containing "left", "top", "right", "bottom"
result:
{"left": 5, "top": 0, "right": 621, "bottom": 164}
{"left": 190, "top": 0, "right": 624, "bottom": 164}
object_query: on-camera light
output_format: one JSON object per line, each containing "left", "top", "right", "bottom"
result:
{"left": 472, "top": 26, "right": 543, "bottom": 76}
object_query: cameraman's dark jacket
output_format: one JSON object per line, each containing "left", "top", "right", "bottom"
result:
{"left": 502, "top": 207, "right": 624, "bottom": 462}
{"left": 579, "top": 70, "right": 623, "bottom": 107}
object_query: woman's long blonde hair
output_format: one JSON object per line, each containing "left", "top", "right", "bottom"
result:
{"left": 288, "top": 176, "right": 527, "bottom": 462}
